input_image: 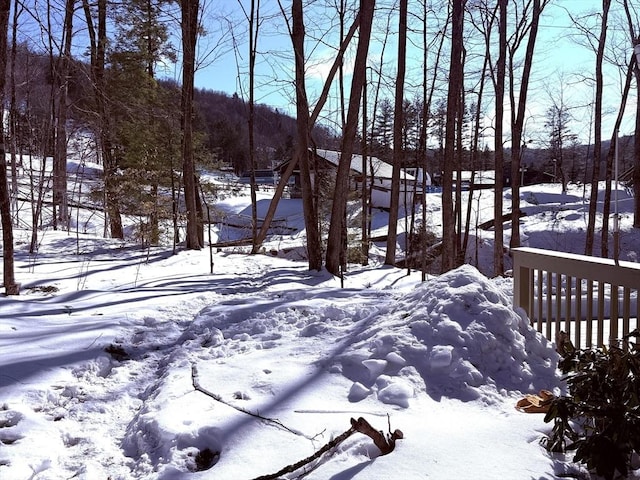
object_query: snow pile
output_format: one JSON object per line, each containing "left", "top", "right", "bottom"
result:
{"left": 338, "top": 264, "right": 561, "bottom": 405}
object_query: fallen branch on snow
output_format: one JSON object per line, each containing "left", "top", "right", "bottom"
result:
{"left": 191, "top": 364, "right": 304, "bottom": 437}
{"left": 251, "top": 417, "right": 403, "bottom": 480}
{"left": 192, "top": 364, "right": 403, "bottom": 478}
{"left": 351, "top": 416, "right": 404, "bottom": 455}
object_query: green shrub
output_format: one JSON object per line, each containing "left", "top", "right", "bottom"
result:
{"left": 543, "top": 330, "right": 640, "bottom": 480}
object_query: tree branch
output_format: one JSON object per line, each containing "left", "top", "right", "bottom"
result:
{"left": 251, "top": 417, "right": 403, "bottom": 480}
{"left": 350, "top": 416, "right": 404, "bottom": 455}
{"left": 191, "top": 363, "right": 303, "bottom": 437}
{"left": 251, "top": 425, "right": 356, "bottom": 480}
{"left": 193, "top": 364, "right": 403, "bottom": 479}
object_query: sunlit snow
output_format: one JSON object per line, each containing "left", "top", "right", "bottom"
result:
{"left": 1, "top": 160, "right": 639, "bottom": 479}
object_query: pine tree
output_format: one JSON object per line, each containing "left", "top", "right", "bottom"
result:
{"left": 109, "top": 0, "right": 180, "bottom": 245}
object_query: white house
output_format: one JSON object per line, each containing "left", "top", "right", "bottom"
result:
{"left": 313, "top": 149, "right": 431, "bottom": 209}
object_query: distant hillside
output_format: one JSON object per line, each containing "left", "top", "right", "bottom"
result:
{"left": 193, "top": 88, "right": 339, "bottom": 174}
{"left": 11, "top": 45, "right": 632, "bottom": 184}
{"left": 8, "top": 45, "right": 338, "bottom": 175}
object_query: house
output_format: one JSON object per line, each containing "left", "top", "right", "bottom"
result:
{"left": 239, "top": 169, "right": 278, "bottom": 185}
{"left": 276, "top": 149, "right": 431, "bottom": 209}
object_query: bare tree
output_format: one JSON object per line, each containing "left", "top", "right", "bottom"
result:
{"left": 600, "top": 55, "right": 635, "bottom": 258}
{"left": 493, "top": 0, "right": 507, "bottom": 276}
{"left": 325, "top": 0, "right": 375, "bottom": 277}
{"left": 52, "top": 0, "right": 75, "bottom": 230}
{"left": 290, "top": 0, "right": 323, "bottom": 270}
{"left": 181, "top": 0, "right": 202, "bottom": 249}
{"left": 83, "top": 0, "right": 124, "bottom": 239}
{"left": 622, "top": 0, "right": 640, "bottom": 228}
{"left": 243, "top": 0, "right": 260, "bottom": 251}
{"left": 508, "top": 0, "right": 546, "bottom": 250}
{"left": 441, "top": 0, "right": 465, "bottom": 273}
{"left": 0, "top": 0, "right": 18, "bottom": 295}
{"left": 418, "top": 1, "right": 447, "bottom": 280}
{"left": 8, "top": 0, "right": 21, "bottom": 223}
{"left": 252, "top": 10, "right": 361, "bottom": 257}
{"left": 385, "top": 0, "right": 407, "bottom": 266}
{"left": 585, "top": 0, "right": 611, "bottom": 256}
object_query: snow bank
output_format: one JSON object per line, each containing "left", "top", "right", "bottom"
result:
{"left": 336, "top": 264, "right": 561, "bottom": 405}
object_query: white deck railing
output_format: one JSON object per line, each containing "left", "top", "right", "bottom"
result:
{"left": 512, "top": 247, "right": 640, "bottom": 349}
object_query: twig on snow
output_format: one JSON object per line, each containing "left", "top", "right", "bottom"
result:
{"left": 191, "top": 364, "right": 303, "bottom": 437}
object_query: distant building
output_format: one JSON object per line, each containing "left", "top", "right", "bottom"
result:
{"left": 238, "top": 169, "right": 278, "bottom": 185}
{"left": 276, "top": 149, "right": 431, "bottom": 209}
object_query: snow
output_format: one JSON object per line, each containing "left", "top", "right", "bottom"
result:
{"left": 1, "top": 163, "right": 639, "bottom": 479}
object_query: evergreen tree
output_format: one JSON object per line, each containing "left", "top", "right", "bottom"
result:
{"left": 108, "top": 0, "right": 180, "bottom": 245}
{"left": 544, "top": 101, "right": 577, "bottom": 193}
{"left": 372, "top": 97, "right": 393, "bottom": 159}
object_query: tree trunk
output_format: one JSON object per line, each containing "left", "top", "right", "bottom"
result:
{"left": 600, "top": 56, "right": 635, "bottom": 257}
{"left": 249, "top": 0, "right": 259, "bottom": 251}
{"left": 8, "top": 0, "right": 19, "bottom": 224}
{"left": 622, "top": 0, "right": 640, "bottom": 228}
{"left": 635, "top": 58, "right": 640, "bottom": 229}
{"left": 384, "top": 0, "right": 407, "bottom": 266}
{"left": 53, "top": 0, "right": 74, "bottom": 230}
{"left": 509, "top": 0, "right": 543, "bottom": 250}
{"left": 181, "top": 0, "right": 202, "bottom": 249}
{"left": 463, "top": 51, "right": 490, "bottom": 267}
{"left": 361, "top": 70, "right": 369, "bottom": 266}
{"left": 98, "top": 0, "right": 123, "bottom": 239}
{"left": 325, "top": 0, "right": 375, "bottom": 277}
{"left": 493, "top": 0, "right": 507, "bottom": 276}
{"left": 585, "top": 0, "right": 610, "bottom": 256}
{"left": 83, "top": 0, "right": 123, "bottom": 239}
{"left": 247, "top": 0, "right": 260, "bottom": 252}
{"left": 0, "top": 0, "right": 18, "bottom": 295}
{"left": 442, "top": 0, "right": 464, "bottom": 273}
{"left": 455, "top": 84, "right": 464, "bottom": 266}
{"left": 291, "top": 0, "right": 322, "bottom": 270}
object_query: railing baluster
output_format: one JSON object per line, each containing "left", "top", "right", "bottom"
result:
{"left": 623, "top": 286, "right": 631, "bottom": 348}
{"left": 610, "top": 285, "right": 619, "bottom": 348}
{"left": 597, "top": 282, "right": 605, "bottom": 347}
{"left": 575, "top": 277, "right": 582, "bottom": 350}
{"left": 546, "top": 271, "right": 552, "bottom": 341}
{"left": 587, "top": 280, "right": 594, "bottom": 348}
{"left": 566, "top": 275, "right": 573, "bottom": 344}
{"left": 536, "top": 270, "right": 543, "bottom": 333}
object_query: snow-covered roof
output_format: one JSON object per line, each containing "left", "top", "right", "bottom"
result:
{"left": 314, "top": 149, "right": 417, "bottom": 181}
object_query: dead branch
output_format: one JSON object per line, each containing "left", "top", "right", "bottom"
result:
{"left": 251, "top": 425, "right": 356, "bottom": 480}
{"left": 191, "top": 364, "right": 303, "bottom": 437}
{"left": 350, "top": 416, "right": 404, "bottom": 455}
{"left": 250, "top": 417, "right": 403, "bottom": 480}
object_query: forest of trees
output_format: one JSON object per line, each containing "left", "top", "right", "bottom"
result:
{"left": 1, "top": 0, "right": 640, "bottom": 294}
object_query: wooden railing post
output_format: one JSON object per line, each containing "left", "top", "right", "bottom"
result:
{"left": 513, "top": 250, "right": 533, "bottom": 320}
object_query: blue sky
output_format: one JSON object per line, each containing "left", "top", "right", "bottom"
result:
{"left": 186, "top": 0, "right": 638, "bottom": 148}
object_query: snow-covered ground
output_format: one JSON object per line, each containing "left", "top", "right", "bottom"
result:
{"left": 1, "top": 161, "right": 639, "bottom": 479}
